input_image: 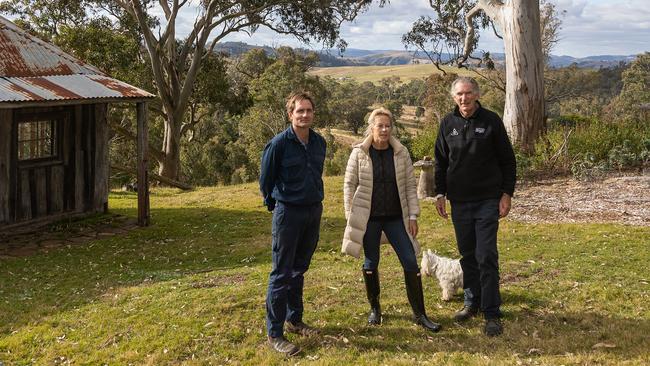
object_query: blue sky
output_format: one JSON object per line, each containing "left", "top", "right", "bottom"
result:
{"left": 210, "top": 0, "right": 650, "bottom": 58}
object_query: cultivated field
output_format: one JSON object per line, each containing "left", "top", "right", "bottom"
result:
{"left": 309, "top": 64, "right": 477, "bottom": 83}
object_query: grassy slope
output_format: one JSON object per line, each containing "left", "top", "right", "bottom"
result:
{"left": 1, "top": 177, "right": 649, "bottom": 365}
{"left": 309, "top": 64, "right": 476, "bottom": 83}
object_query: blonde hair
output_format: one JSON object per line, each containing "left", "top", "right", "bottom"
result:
{"left": 364, "top": 107, "right": 394, "bottom": 137}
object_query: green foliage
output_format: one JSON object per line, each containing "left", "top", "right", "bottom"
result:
{"left": 325, "top": 78, "right": 374, "bottom": 134}
{"left": 570, "top": 152, "right": 609, "bottom": 181}
{"left": 395, "top": 78, "right": 427, "bottom": 106}
{"left": 423, "top": 72, "right": 458, "bottom": 123}
{"left": 322, "top": 130, "right": 352, "bottom": 176}
{"left": 606, "top": 52, "right": 650, "bottom": 121}
{"left": 516, "top": 116, "right": 650, "bottom": 180}
{"left": 410, "top": 126, "right": 438, "bottom": 161}
{"left": 382, "top": 99, "right": 403, "bottom": 121}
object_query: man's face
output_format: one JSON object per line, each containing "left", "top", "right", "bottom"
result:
{"left": 289, "top": 99, "right": 314, "bottom": 130}
{"left": 452, "top": 82, "right": 479, "bottom": 118}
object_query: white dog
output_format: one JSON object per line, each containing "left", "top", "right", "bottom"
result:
{"left": 420, "top": 249, "right": 463, "bottom": 301}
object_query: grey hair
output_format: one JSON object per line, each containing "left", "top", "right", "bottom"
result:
{"left": 450, "top": 76, "right": 480, "bottom": 96}
{"left": 363, "top": 107, "right": 394, "bottom": 137}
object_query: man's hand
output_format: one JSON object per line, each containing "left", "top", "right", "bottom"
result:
{"left": 408, "top": 219, "right": 418, "bottom": 238}
{"left": 435, "top": 196, "right": 448, "bottom": 219}
{"left": 499, "top": 193, "right": 512, "bottom": 218}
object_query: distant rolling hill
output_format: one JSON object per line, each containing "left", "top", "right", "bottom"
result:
{"left": 214, "top": 41, "right": 638, "bottom": 69}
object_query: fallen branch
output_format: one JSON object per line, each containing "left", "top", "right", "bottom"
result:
{"left": 111, "top": 164, "right": 193, "bottom": 190}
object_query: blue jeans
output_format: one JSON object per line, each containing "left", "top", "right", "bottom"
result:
{"left": 450, "top": 199, "right": 502, "bottom": 319}
{"left": 362, "top": 218, "right": 419, "bottom": 272}
{"left": 266, "top": 201, "right": 323, "bottom": 338}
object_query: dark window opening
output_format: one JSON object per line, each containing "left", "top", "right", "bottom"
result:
{"left": 17, "top": 120, "right": 58, "bottom": 160}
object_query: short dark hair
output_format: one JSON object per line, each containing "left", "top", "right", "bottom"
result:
{"left": 286, "top": 91, "right": 315, "bottom": 116}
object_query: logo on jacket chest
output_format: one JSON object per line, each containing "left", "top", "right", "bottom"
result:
{"left": 475, "top": 127, "right": 486, "bottom": 134}
{"left": 450, "top": 128, "right": 459, "bottom": 136}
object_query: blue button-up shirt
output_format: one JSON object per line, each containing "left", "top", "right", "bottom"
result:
{"left": 259, "top": 126, "right": 326, "bottom": 211}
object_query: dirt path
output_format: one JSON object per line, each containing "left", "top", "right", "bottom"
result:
{"left": 509, "top": 174, "right": 650, "bottom": 226}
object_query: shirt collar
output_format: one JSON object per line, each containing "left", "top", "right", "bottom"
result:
{"left": 286, "top": 125, "right": 313, "bottom": 145}
{"left": 453, "top": 101, "right": 483, "bottom": 119}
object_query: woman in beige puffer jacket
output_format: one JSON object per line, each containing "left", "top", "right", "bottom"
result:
{"left": 341, "top": 107, "right": 441, "bottom": 333}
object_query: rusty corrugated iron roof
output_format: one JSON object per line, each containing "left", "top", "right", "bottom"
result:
{"left": 0, "top": 16, "right": 154, "bottom": 104}
{"left": 0, "top": 75, "right": 154, "bottom": 102}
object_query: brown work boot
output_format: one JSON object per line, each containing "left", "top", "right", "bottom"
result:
{"left": 285, "top": 321, "right": 320, "bottom": 336}
{"left": 267, "top": 336, "right": 300, "bottom": 356}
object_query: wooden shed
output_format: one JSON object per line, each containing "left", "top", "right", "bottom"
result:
{"left": 0, "top": 16, "right": 154, "bottom": 228}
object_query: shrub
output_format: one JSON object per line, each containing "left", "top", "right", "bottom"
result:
{"left": 570, "top": 152, "right": 609, "bottom": 181}
{"left": 410, "top": 126, "right": 438, "bottom": 161}
{"left": 516, "top": 116, "right": 650, "bottom": 180}
{"left": 324, "top": 144, "right": 352, "bottom": 176}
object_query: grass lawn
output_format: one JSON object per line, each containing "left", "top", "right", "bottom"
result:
{"left": 1, "top": 176, "right": 649, "bottom": 365}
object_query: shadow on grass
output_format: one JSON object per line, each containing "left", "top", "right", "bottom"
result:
{"left": 0, "top": 207, "right": 276, "bottom": 334}
{"left": 312, "top": 307, "right": 650, "bottom": 360}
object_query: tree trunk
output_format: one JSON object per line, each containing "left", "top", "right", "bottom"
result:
{"left": 500, "top": 0, "right": 545, "bottom": 153}
{"left": 158, "top": 115, "right": 182, "bottom": 181}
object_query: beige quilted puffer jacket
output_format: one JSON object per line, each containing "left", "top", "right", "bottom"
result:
{"left": 341, "top": 135, "right": 420, "bottom": 258}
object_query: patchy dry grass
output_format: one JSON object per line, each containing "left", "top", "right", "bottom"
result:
{"left": 1, "top": 176, "right": 649, "bottom": 365}
{"left": 309, "top": 64, "right": 476, "bottom": 84}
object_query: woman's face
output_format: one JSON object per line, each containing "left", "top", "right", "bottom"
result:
{"left": 372, "top": 114, "right": 392, "bottom": 145}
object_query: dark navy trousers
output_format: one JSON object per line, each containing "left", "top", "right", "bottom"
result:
{"left": 362, "top": 218, "right": 419, "bottom": 272}
{"left": 450, "top": 198, "right": 502, "bottom": 319}
{"left": 266, "top": 201, "right": 323, "bottom": 338}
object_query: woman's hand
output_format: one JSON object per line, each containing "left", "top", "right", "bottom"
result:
{"left": 409, "top": 219, "right": 418, "bottom": 238}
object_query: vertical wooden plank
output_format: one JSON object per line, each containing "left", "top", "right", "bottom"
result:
{"left": 74, "top": 105, "right": 84, "bottom": 212}
{"left": 93, "top": 104, "right": 108, "bottom": 213}
{"left": 63, "top": 111, "right": 75, "bottom": 211}
{"left": 34, "top": 168, "right": 47, "bottom": 217}
{"left": 136, "top": 102, "right": 150, "bottom": 226}
{"left": 19, "top": 169, "right": 31, "bottom": 221}
{"left": 84, "top": 105, "right": 95, "bottom": 211}
{"left": 51, "top": 165, "right": 64, "bottom": 214}
{"left": 0, "top": 110, "right": 12, "bottom": 224}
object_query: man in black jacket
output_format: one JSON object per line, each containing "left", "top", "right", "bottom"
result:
{"left": 433, "top": 76, "right": 516, "bottom": 337}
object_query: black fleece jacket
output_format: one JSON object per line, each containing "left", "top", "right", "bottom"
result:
{"left": 434, "top": 102, "right": 516, "bottom": 202}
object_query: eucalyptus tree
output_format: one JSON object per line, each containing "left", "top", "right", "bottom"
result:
{"left": 403, "top": 0, "right": 545, "bottom": 152}
{"left": 108, "top": 0, "right": 379, "bottom": 180}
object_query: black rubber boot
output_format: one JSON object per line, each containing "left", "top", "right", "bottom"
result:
{"left": 363, "top": 269, "right": 382, "bottom": 325}
{"left": 404, "top": 270, "right": 442, "bottom": 333}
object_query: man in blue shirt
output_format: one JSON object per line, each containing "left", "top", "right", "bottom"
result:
{"left": 259, "top": 92, "right": 326, "bottom": 356}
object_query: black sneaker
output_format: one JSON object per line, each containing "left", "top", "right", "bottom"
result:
{"left": 454, "top": 305, "right": 480, "bottom": 322}
{"left": 285, "top": 321, "right": 320, "bottom": 336}
{"left": 484, "top": 318, "right": 503, "bottom": 337}
{"left": 268, "top": 336, "right": 300, "bottom": 356}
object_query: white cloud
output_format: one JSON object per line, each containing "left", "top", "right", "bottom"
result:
{"left": 551, "top": 0, "right": 650, "bottom": 56}
{"left": 5, "top": 0, "right": 645, "bottom": 57}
